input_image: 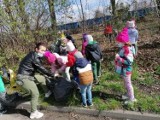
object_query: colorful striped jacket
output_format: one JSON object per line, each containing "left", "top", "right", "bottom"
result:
{"left": 115, "top": 45, "right": 135, "bottom": 76}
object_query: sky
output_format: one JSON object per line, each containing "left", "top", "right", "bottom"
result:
{"left": 56, "top": 0, "right": 133, "bottom": 24}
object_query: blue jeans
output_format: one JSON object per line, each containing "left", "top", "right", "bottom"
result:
{"left": 80, "top": 84, "right": 92, "bottom": 105}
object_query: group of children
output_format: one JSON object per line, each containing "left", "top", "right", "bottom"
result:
{"left": 44, "top": 19, "right": 138, "bottom": 106}
{"left": 0, "top": 19, "right": 139, "bottom": 116}
{"left": 43, "top": 33, "right": 103, "bottom": 107}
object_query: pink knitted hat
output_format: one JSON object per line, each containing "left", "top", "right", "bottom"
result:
{"left": 44, "top": 51, "right": 56, "bottom": 64}
{"left": 116, "top": 27, "right": 129, "bottom": 43}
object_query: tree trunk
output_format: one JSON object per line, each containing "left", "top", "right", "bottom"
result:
{"left": 156, "top": 0, "right": 160, "bottom": 10}
{"left": 110, "top": 0, "right": 116, "bottom": 17}
{"left": 47, "top": 0, "right": 57, "bottom": 33}
{"left": 80, "top": 0, "right": 85, "bottom": 32}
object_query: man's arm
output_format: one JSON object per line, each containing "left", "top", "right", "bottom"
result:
{"left": 33, "top": 57, "right": 53, "bottom": 77}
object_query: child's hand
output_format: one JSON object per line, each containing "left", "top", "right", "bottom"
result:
{"left": 115, "top": 54, "right": 120, "bottom": 59}
{"left": 100, "top": 58, "right": 103, "bottom": 62}
{"left": 54, "top": 71, "right": 60, "bottom": 77}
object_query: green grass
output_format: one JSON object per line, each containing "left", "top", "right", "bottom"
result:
{"left": 132, "top": 63, "right": 140, "bottom": 81}
{"left": 155, "top": 65, "right": 160, "bottom": 75}
{"left": 139, "top": 72, "right": 156, "bottom": 86}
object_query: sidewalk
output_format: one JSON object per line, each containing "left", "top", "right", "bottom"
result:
{"left": 17, "top": 102, "right": 160, "bottom": 120}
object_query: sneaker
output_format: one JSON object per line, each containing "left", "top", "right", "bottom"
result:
{"left": 93, "top": 80, "right": 99, "bottom": 85}
{"left": 30, "top": 110, "right": 44, "bottom": 119}
{"left": 88, "top": 103, "right": 93, "bottom": 107}
{"left": 124, "top": 99, "right": 137, "bottom": 105}
{"left": 45, "top": 90, "right": 52, "bottom": 98}
{"left": 122, "top": 94, "right": 129, "bottom": 100}
{"left": 82, "top": 103, "right": 87, "bottom": 108}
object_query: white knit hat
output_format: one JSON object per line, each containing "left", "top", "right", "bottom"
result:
{"left": 66, "top": 41, "right": 75, "bottom": 52}
{"left": 127, "top": 20, "right": 135, "bottom": 28}
{"left": 86, "top": 35, "right": 93, "bottom": 42}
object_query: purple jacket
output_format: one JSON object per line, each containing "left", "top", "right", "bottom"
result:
{"left": 81, "top": 33, "right": 88, "bottom": 55}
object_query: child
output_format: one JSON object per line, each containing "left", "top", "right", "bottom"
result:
{"left": 115, "top": 27, "right": 137, "bottom": 104}
{"left": 0, "top": 72, "right": 17, "bottom": 113}
{"left": 76, "top": 60, "right": 93, "bottom": 107}
{"left": 81, "top": 33, "right": 88, "bottom": 55}
{"left": 85, "top": 35, "right": 102, "bottom": 85}
{"left": 127, "top": 20, "right": 139, "bottom": 56}
{"left": 44, "top": 51, "right": 75, "bottom": 81}
{"left": 61, "top": 36, "right": 84, "bottom": 83}
{"left": 104, "top": 23, "right": 113, "bottom": 42}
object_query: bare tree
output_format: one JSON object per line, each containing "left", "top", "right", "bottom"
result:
{"left": 3, "top": 0, "right": 17, "bottom": 31}
{"left": 17, "top": 0, "right": 30, "bottom": 31}
{"left": 110, "top": 0, "right": 116, "bottom": 16}
{"left": 94, "top": 9, "right": 105, "bottom": 18}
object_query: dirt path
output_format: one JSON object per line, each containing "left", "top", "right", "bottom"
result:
{"left": 0, "top": 109, "right": 124, "bottom": 120}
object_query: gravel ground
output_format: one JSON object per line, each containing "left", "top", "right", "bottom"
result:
{"left": 0, "top": 109, "right": 123, "bottom": 120}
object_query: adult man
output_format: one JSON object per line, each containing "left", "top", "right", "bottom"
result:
{"left": 17, "top": 42, "right": 53, "bottom": 119}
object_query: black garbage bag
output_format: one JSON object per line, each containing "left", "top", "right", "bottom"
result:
{"left": 0, "top": 92, "right": 30, "bottom": 111}
{"left": 47, "top": 77, "right": 78, "bottom": 102}
{"left": 0, "top": 92, "right": 18, "bottom": 111}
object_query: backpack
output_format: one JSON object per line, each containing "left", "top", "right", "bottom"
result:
{"left": 86, "top": 43, "right": 102, "bottom": 62}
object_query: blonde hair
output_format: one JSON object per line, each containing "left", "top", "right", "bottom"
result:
{"left": 125, "top": 42, "right": 132, "bottom": 46}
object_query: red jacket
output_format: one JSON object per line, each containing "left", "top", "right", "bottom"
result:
{"left": 104, "top": 25, "right": 113, "bottom": 34}
{"left": 66, "top": 54, "right": 76, "bottom": 67}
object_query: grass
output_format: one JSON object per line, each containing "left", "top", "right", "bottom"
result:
{"left": 139, "top": 72, "right": 156, "bottom": 86}
{"left": 155, "top": 65, "right": 160, "bottom": 75}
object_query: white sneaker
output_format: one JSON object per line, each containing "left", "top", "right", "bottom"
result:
{"left": 122, "top": 94, "right": 129, "bottom": 100}
{"left": 30, "top": 110, "right": 44, "bottom": 119}
{"left": 45, "top": 90, "right": 52, "bottom": 98}
{"left": 124, "top": 99, "right": 137, "bottom": 105}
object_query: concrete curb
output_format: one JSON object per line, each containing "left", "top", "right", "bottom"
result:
{"left": 17, "top": 102, "right": 160, "bottom": 120}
